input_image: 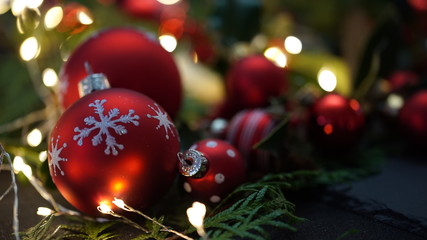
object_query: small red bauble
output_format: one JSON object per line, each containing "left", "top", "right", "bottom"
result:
{"left": 225, "top": 109, "right": 277, "bottom": 178}
{"left": 307, "top": 93, "right": 364, "bottom": 149}
{"left": 388, "top": 70, "right": 419, "bottom": 93}
{"left": 398, "top": 90, "right": 427, "bottom": 145}
{"left": 215, "top": 55, "right": 287, "bottom": 119}
{"left": 56, "top": 2, "right": 92, "bottom": 34}
{"left": 48, "top": 88, "right": 180, "bottom": 216}
{"left": 59, "top": 27, "right": 182, "bottom": 118}
{"left": 178, "top": 139, "right": 246, "bottom": 204}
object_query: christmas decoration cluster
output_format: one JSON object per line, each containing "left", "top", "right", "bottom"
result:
{"left": 1, "top": 0, "right": 427, "bottom": 238}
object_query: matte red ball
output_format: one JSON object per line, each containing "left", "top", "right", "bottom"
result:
{"left": 215, "top": 55, "right": 287, "bottom": 119}
{"left": 388, "top": 70, "right": 419, "bottom": 93}
{"left": 225, "top": 109, "right": 277, "bottom": 177}
{"left": 183, "top": 139, "right": 246, "bottom": 204}
{"left": 398, "top": 90, "right": 427, "bottom": 145}
{"left": 308, "top": 93, "right": 364, "bottom": 149}
{"left": 48, "top": 88, "right": 180, "bottom": 216}
{"left": 59, "top": 28, "right": 182, "bottom": 118}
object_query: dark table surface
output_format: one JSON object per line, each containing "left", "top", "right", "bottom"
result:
{"left": 1, "top": 154, "right": 426, "bottom": 240}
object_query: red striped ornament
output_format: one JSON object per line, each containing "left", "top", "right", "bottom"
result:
{"left": 225, "top": 109, "right": 276, "bottom": 177}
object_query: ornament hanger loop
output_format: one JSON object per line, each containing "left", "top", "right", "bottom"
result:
{"left": 78, "top": 61, "right": 111, "bottom": 97}
{"left": 177, "top": 149, "right": 208, "bottom": 178}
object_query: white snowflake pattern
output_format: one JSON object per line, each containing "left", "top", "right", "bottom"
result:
{"left": 73, "top": 99, "right": 140, "bottom": 156}
{"left": 146, "top": 103, "right": 175, "bottom": 140}
{"left": 48, "top": 136, "right": 68, "bottom": 176}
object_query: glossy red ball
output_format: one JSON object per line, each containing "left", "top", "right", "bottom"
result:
{"left": 59, "top": 27, "right": 182, "bottom": 118}
{"left": 308, "top": 93, "right": 364, "bottom": 149}
{"left": 214, "top": 55, "right": 287, "bottom": 119}
{"left": 48, "top": 88, "right": 180, "bottom": 216}
{"left": 182, "top": 139, "right": 246, "bottom": 204}
{"left": 398, "top": 90, "right": 427, "bottom": 145}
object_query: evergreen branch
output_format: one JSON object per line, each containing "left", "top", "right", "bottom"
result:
{"left": 57, "top": 220, "right": 119, "bottom": 240}
{"left": 20, "top": 214, "right": 56, "bottom": 240}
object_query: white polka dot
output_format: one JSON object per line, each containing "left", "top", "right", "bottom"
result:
{"left": 215, "top": 173, "right": 225, "bottom": 184}
{"left": 210, "top": 195, "right": 221, "bottom": 203}
{"left": 190, "top": 144, "right": 197, "bottom": 150}
{"left": 206, "top": 140, "right": 218, "bottom": 148}
{"left": 183, "top": 182, "right": 192, "bottom": 193}
{"left": 226, "top": 149, "right": 236, "bottom": 158}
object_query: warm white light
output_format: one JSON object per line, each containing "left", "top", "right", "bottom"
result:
{"left": 11, "top": 0, "right": 26, "bottom": 16}
{"left": 112, "top": 198, "right": 126, "bottom": 209}
{"left": 97, "top": 203, "right": 112, "bottom": 214}
{"left": 26, "top": 0, "right": 43, "bottom": 9}
{"left": 0, "top": 0, "right": 10, "bottom": 15}
{"left": 78, "top": 11, "right": 93, "bottom": 25}
{"left": 187, "top": 201, "right": 206, "bottom": 228}
{"left": 284, "top": 36, "right": 302, "bottom": 54}
{"left": 157, "top": 0, "right": 180, "bottom": 5}
{"left": 20, "top": 36, "right": 40, "bottom": 61}
{"left": 159, "top": 34, "right": 177, "bottom": 52}
{"left": 44, "top": 6, "right": 63, "bottom": 29}
{"left": 37, "top": 207, "right": 54, "bottom": 216}
{"left": 39, "top": 151, "right": 47, "bottom": 162}
{"left": 27, "top": 128, "right": 43, "bottom": 147}
{"left": 13, "top": 156, "right": 32, "bottom": 177}
{"left": 264, "top": 47, "right": 287, "bottom": 68}
{"left": 13, "top": 156, "right": 25, "bottom": 173}
{"left": 318, "top": 68, "right": 337, "bottom": 92}
{"left": 387, "top": 93, "right": 404, "bottom": 110}
{"left": 42, "top": 68, "right": 58, "bottom": 87}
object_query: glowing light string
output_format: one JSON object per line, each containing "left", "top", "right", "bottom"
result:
{"left": 112, "top": 198, "right": 194, "bottom": 240}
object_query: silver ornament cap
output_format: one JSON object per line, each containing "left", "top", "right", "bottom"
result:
{"left": 78, "top": 62, "right": 111, "bottom": 97}
{"left": 177, "top": 149, "right": 208, "bottom": 178}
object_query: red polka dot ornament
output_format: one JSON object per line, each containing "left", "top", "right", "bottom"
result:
{"left": 59, "top": 27, "right": 182, "bottom": 118}
{"left": 307, "top": 93, "right": 365, "bottom": 150}
{"left": 48, "top": 78, "right": 180, "bottom": 216}
{"left": 178, "top": 139, "right": 246, "bottom": 204}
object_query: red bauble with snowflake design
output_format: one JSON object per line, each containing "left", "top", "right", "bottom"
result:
{"left": 48, "top": 88, "right": 180, "bottom": 216}
{"left": 59, "top": 27, "right": 182, "bottom": 118}
{"left": 307, "top": 93, "right": 364, "bottom": 150}
{"left": 225, "top": 109, "right": 277, "bottom": 178}
{"left": 178, "top": 139, "right": 246, "bottom": 204}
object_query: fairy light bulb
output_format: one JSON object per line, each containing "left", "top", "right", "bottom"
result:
{"left": 97, "top": 202, "right": 113, "bottom": 214}
{"left": 263, "top": 47, "right": 287, "bottom": 68}
{"left": 44, "top": 6, "right": 63, "bottom": 29}
{"left": 159, "top": 34, "right": 177, "bottom": 52}
{"left": 187, "top": 201, "right": 208, "bottom": 240}
{"left": 284, "top": 36, "right": 302, "bottom": 54}
{"left": 78, "top": 10, "right": 93, "bottom": 25}
{"left": 11, "top": 0, "right": 26, "bottom": 16}
{"left": 13, "top": 156, "right": 33, "bottom": 177}
{"left": 318, "top": 68, "right": 337, "bottom": 92}
{"left": 157, "top": 0, "right": 181, "bottom": 5}
{"left": 27, "top": 128, "right": 43, "bottom": 147}
{"left": 26, "top": 0, "right": 44, "bottom": 9}
{"left": 43, "top": 68, "right": 59, "bottom": 87}
{"left": 37, "top": 207, "right": 54, "bottom": 216}
{"left": 39, "top": 151, "right": 47, "bottom": 162}
{"left": 20, "top": 36, "right": 40, "bottom": 61}
{"left": 0, "top": 1, "right": 10, "bottom": 14}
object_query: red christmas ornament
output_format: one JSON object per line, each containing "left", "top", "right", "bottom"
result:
{"left": 214, "top": 55, "right": 287, "bottom": 119}
{"left": 398, "top": 90, "right": 427, "bottom": 145}
{"left": 387, "top": 70, "right": 419, "bottom": 93}
{"left": 308, "top": 93, "right": 365, "bottom": 149}
{"left": 56, "top": 2, "right": 93, "bottom": 34}
{"left": 178, "top": 139, "right": 246, "bottom": 204}
{"left": 225, "top": 109, "right": 277, "bottom": 178}
{"left": 48, "top": 88, "right": 180, "bottom": 216}
{"left": 59, "top": 28, "right": 182, "bottom": 118}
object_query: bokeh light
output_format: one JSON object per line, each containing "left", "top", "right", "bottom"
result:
{"left": 264, "top": 47, "right": 287, "bottom": 68}
{"left": 44, "top": 6, "right": 63, "bottom": 29}
{"left": 159, "top": 34, "right": 177, "bottom": 52}
{"left": 317, "top": 68, "right": 337, "bottom": 92}
{"left": 284, "top": 36, "right": 302, "bottom": 54}
{"left": 43, "top": 68, "right": 59, "bottom": 87}
{"left": 20, "top": 36, "right": 40, "bottom": 61}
